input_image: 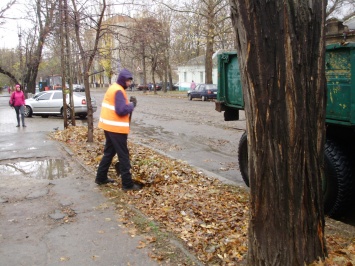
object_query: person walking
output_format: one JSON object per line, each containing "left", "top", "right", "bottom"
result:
{"left": 190, "top": 80, "right": 196, "bottom": 90}
{"left": 10, "top": 84, "right": 26, "bottom": 127}
{"left": 95, "top": 68, "right": 141, "bottom": 191}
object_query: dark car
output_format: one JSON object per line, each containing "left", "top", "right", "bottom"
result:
{"left": 73, "top": 84, "right": 85, "bottom": 92}
{"left": 172, "top": 82, "right": 179, "bottom": 91}
{"left": 137, "top": 83, "right": 164, "bottom": 91}
{"left": 137, "top": 84, "right": 148, "bottom": 91}
{"left": 165, "top": 82, "right": 178, "bottom": 91}
{"left": 188, "top": 84, "right": 217, "bottom": 101}
{"left": 155, "top": 83, "right": 162, "bottom": 91}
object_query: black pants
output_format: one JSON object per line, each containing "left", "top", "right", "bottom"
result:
{"left": 96, "top": 131, "right": 133, "bottom": 188}
{"left": 14, "top": 106, "right": 25, "bottom": 126}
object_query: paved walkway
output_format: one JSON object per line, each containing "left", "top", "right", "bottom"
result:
{"left": 0, "top": 93, "right": 158, "bottom": 265}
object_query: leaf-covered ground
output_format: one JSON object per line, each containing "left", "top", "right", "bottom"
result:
{"left": 50, "top": 126, "right": 355, "bottom": 265}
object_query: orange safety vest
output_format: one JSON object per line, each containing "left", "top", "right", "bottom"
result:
{"left": 98, "top": 83, "right": 130, "bottom": 134}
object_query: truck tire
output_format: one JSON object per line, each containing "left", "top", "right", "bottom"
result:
{"left": 238, "top": 132, "right": 249, "bottom": 187}
{"left": 324, "top": 138, "right": 353, "bottom": 217}
{"left": 237, "top": 133, "right": 353, "bottom": 218}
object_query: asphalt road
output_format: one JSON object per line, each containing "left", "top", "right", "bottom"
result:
{"left": 92, "top": 89, "right": 248, "bottom": 187}
{"left": 1, "top": 88, "right": 247, "bottom": 188}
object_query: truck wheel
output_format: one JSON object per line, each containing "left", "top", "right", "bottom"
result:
{"left": 238, "top": 132, "right": 249, "bottom": 187}
{"left": 324, "top": 138, "right": 353, "bottom": 217}
{"left": 189, "top": 94, "right": 192, "bottom": 101}
{"left": 202, "top": 96, "right": 206, "bottom": 101}
{"left": 237, "top": 133, "right": 353, "bottom": 217}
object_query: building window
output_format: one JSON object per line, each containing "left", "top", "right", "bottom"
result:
{"left": 184, "top": 72, "right": 187, "bottom": 82}
{"left": 200, "top": 72, "right": 203, "bottom": 83}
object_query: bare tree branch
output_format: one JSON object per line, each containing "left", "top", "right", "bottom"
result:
{"left": 0, "top": 65, "right": 18, "bottom": 84}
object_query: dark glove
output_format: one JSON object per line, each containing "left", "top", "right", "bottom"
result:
{"left": 130, "top": 96, "right": 137, "bottom": 107}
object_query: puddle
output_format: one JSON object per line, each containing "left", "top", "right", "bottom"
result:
{"left": 0, "top": 159, "right": 72, "bottom": 180}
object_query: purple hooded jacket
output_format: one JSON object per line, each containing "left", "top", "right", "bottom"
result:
{"left": 114, "top": 69, "right": 134, "bottom": 116}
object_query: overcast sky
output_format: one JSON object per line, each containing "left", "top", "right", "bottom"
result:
{"left": 0, "top": 0, "right": 149, "bottom": 49}
{"left": 0, "top": 0, "right": 29, "bottom": 49}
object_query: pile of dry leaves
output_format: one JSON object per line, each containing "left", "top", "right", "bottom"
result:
{"left": 50, "top": 126, "right": 354, "bottom": 265}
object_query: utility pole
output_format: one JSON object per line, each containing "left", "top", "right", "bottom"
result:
{"left": 18, "top": 27, "right": 23, "bottom": 87}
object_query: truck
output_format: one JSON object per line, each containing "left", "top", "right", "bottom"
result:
{"left": 215, "top": 43, "right": 355, "bottom": 218}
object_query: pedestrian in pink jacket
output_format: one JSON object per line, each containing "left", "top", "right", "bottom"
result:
{"left": 10, "top": 84, "right": 26, "bottom": 127}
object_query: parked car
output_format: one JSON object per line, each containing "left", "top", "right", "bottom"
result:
{"left": 73, "top": 84, "right": 85, "bottom": 92}
{"left": 155, "top": 83, "right": 162, "bottom": 91}
{"left": 164, "top": 82, "right": 179, "bottom": 91}
{"left": 24, "top": 90, "right": 97, "bottom": 119}
{"left": 172, "top": 82, "right": 179, "bottom": 91}
{"left": 188, "top": 84, "right": 217, "bottom": 101}
{"left": 137, "top": 84, "right": 149, "bottom": 91}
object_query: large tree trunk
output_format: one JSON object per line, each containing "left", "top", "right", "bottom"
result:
{"left": 229, "top": 0, "right": 327, "bottom": 264}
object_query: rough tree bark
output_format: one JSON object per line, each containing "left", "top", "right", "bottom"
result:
{"left": 229, "top": 0, "right": 328, "bottom": 264}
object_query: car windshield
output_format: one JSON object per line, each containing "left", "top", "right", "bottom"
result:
{"left": 33, "top": 91, "right": 46, "bottom": 99}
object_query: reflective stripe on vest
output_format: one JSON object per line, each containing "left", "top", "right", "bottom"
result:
{"left": 98, "top": 84, "right": 130, "bottom": 134}
{"left": 101, "top": 102, "right": 115, "bottom": 110}
{"left": 99, "top": 117, "right": 130, "bottom": 127}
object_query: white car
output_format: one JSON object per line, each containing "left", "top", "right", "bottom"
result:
{"left": 25, "top": 90, "right": 97, "bottom": 119}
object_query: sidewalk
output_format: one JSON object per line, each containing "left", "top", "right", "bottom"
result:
{"left": 0, "top": 94, "right": 159, "bottom": 265}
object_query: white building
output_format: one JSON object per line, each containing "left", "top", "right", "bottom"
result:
{"left": 176, "top": 50, "right": 234, "bottom": 91}
{"left": 176, "top": 55, "right": 218, "bottom": 91}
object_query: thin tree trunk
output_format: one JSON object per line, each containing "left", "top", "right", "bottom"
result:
{"left": 59, "top": 0, "right": 68, "bottom": 128}
{"left": 64, "top": 0, "right": 75, "bottom": 126}
{"left": 142, "top": 45, "right": 147, "bottom": 93}
{"left": 230, "top": 0, "right": 327, "bottom": 264}
{"left": 205, "top": 28, "right": 214, "bottom": 84}
{"left": 72, "top": 0, "right": 106, "bottom": 142}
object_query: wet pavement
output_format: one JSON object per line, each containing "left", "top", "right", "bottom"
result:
{"left": 0, "top": 92, "right": 159, "bottom": 265}
{"left": 1, "top": 88, "right": 353, "bottom": 264}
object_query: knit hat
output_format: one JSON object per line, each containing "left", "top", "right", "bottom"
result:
{"left": 15, "top": 84, "right": 20, "bottom": 88}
